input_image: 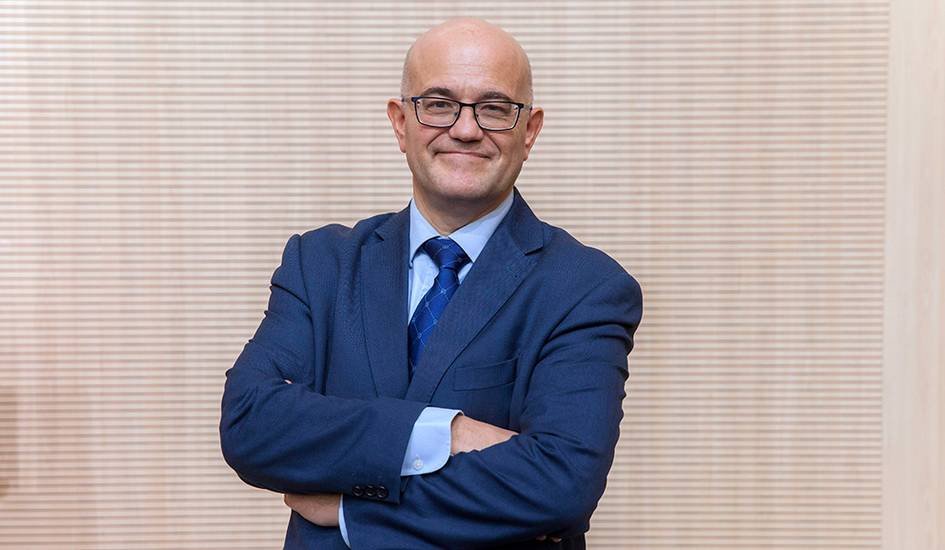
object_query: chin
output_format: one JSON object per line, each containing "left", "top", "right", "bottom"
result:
{"left": 426, "top": 170, "right": 496, "bottom": 201}
{"left": 433, "top": 181, "right": 497, "bottom": 204}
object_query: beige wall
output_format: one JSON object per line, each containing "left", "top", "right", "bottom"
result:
{"left": 883, "top": 0, "right": 945, "bottom": 548}
{"left": 0, "top": 1, "right": 941, "bottom": 548}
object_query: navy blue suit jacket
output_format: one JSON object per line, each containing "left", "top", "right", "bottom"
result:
{"left": 220, "top": 188, "right": 643, "bottom": 549}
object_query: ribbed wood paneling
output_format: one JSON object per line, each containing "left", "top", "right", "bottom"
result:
{"left": 0, "top": 1, "right": 890, "bottom": 548}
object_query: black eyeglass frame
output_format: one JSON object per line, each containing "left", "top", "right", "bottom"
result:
{"left": 403, "top": 96, "right": 532, "bottom": 131}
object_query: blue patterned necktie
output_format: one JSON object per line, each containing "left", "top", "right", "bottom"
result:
{"left": 408, "top": 237, "right": 470, "bottom": 377}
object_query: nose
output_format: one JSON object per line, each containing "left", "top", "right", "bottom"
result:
{"left": 448, "top": 104, "right": 484, "bottom": 142}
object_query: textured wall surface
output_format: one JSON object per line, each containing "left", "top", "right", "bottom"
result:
{"left": 1, "top": 1, "right": 939, "bottom": 549}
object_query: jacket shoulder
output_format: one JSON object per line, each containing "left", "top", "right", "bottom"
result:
{"left": 295, "top": 211, "right": 397, "bottom": 254}
{"left": 539, "top": 222, "right": 637, "bottom": 284}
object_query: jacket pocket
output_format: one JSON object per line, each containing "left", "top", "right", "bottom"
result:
{"left": 453, "top": 357, "right": 517, "bottom": 391}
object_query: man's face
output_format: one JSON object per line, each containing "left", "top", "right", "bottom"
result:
{"left": 388, "top": 36, "right": 543, "bottom": 212}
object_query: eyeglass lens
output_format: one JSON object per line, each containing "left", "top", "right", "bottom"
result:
{"left": 415, "top": 98, "right": 519, "bottom": 130}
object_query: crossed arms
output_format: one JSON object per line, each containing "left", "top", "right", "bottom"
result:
{"left": 219, "top": 233, "right": 643, "bottom": 548}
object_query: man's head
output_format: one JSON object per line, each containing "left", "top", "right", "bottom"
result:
{"left": 387, "top": 18, "right": 544, "bottom": 229}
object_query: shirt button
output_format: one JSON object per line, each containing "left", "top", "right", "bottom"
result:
{"left": 413, "top": 458, "right": 424, "bottom": 471}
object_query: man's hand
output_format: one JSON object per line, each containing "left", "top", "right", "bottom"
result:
{"left": 450, "top": 416, "right": 561, "bottom": 543}
{"left": 450, "top": 414, "right": 518, "bottom": 455}
{"left": 283, "top": 493, "right": 340, "bottom": 527}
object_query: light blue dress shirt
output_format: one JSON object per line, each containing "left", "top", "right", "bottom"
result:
{"left": 338, "top": 190, "right": 515, "bottom": 546}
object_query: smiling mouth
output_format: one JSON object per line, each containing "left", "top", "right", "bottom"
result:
{"left": 438, "top": 151, "right": 489, "bottom": 159}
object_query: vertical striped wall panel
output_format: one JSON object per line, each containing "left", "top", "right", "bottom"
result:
{"left": 0, "top": 0, "right": 924, "bottom": 548}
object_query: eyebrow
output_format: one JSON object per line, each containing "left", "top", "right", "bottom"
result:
{"left": 418, "top": 87, "right": 516, "bottom": 102}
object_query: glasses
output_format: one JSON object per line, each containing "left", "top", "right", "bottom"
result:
{"left": 404, "top": 96, "right": 530, "bottom": 131}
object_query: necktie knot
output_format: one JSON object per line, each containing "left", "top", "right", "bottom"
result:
{"left": 421, "top": 237, "right": 469, "bottom": 272}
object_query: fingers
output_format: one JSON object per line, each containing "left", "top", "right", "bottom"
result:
{"left": 452, "top": 415, "right": 521, "bottom": 454}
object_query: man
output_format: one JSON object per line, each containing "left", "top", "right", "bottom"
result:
{"left": 220, "top": 17, "right": 642, "bottom": 549}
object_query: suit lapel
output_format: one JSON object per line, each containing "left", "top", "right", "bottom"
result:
{"left": 360, "top": 206, "right": 411, "bottom": 399}
{"left": 406, "top": 188, "right": 545, "bottom": 403}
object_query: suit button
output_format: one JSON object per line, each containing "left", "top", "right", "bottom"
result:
{"left": 365, "top": 485, "right": 377, "bottom": 498}
{"left": 352, "top": 485, "right": 364, "bottom": 497}
{"left": 377, "top": 485, "right": 389, "bottom": 499}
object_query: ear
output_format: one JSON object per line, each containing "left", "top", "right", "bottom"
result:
{"left": 387, "top": 98, "right": 408, "bottom": 153}
{"left": 522, "top": 106, "right": 544, "bottom": 161}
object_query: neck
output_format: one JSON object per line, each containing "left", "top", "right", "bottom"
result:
{"left": 413, "top": 188, "right": 512, "bottom": 235}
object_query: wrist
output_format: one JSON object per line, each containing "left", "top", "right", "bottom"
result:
{"left": 449, "top": 414, "right": 465, "bottom": 455}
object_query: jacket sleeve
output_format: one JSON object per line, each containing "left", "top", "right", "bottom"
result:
{"left": 342, "top": 268, "right": 644, "bottom": 548}
{"left": 219, "top": 233, "right": 427, "bottom": 504}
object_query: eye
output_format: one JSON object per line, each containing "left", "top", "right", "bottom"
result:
{"left": 421, "top": 98, "right": 457, "bottom": 111}
{"left": 480, "top": 103, "right": 513, "bottom": 115}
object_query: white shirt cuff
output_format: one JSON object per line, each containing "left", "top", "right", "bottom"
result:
{"left": 401, "top": 407, "right": 463, "bottom": 476}
{"left": 338, "top": 494, "right": 350, "bottom": 547}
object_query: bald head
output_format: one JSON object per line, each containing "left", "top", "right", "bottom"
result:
{"left": 400, "top": 17, "right": 533, "bottom": 102}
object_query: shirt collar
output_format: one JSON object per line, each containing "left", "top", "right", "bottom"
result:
{"left": 408, "top": 189, "right": 515, "bottom": 268}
